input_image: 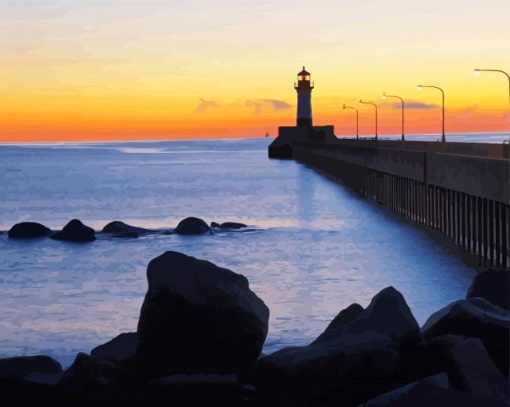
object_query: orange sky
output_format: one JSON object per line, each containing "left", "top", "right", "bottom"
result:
{"left": 0, "top": 0, "right": 509, "bottom": 142}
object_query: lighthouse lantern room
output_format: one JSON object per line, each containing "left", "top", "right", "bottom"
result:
{"left": 295, "top": 66, "right": 314, "bottom": 127}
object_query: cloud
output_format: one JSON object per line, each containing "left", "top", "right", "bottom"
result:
{"left": 195, "top": 98, "right": 220, "bottom": 113}
{"left": 245, "top": 98, "right": 292, "bottom": 114}
{"left": 398, "top": 101, "right": 437, "bottom": 110}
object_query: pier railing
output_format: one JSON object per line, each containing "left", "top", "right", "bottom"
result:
{"left": 293, "top": 140, "right": 510, "bottom": 269}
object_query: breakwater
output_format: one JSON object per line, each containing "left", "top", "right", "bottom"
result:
{"left": 290, "top": 139, "right": 510, "bottom": 269}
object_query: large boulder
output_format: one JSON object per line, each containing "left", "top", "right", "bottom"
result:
{"left": 91, "top": 332, "right": 139, "bottom": 363}
{"left": 56, "top": 353, "right": 128, "bottom": 396}
{"left": 7, "top": 222, "right": 51, "bottom": 238}
{"left": 421, "top": 297, "right": 509, "bottom": 376}
{"left": 174, "top": 217, "right": 211, "bottom": 235}
{"left": 467, "top": 270, "right": 509, "bottom": 310}
{"left": 429, "top": 335, "right": 508, "bottom": 401}
{"left": 0, "top": 355, "right": 62, "bottom": 380}
{"left": 102, "top": 221, "right": 150, "bottom": 235}
{"left": 148, "top": 373, "right": 248, "bottom": 405}
{"left": 50, "top": 219, "right": 96, "bottom": 242}
{"left": 361, "top": 372, "right": 508, "bottom": 407}
{"left": 256, "top": 287, "right": 421, "bottom": 406}
{"left": 136, "top": 251, "right": 269, "bottom": 378}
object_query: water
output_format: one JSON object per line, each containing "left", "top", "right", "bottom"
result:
{"left": 0, "top": 135, "right": 493, "bottom": 367}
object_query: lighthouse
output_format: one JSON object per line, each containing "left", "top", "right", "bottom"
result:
{"left": 269, "top": 67, "right": 336, "bottom": 159}
{"left": 295, "top": 67, "right": 314, "bottom": 127}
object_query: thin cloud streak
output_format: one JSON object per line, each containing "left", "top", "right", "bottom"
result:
{"left": 245, "top": 98, "right": 292, "bottom": 114}
{"left": 195, "top": 98, "right": 220, "bottom": 113}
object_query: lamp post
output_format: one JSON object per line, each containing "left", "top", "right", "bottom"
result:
{"left": 417, "top": 84, "right": 446, "bottom": 142}
{"left": 383, "top": 92, "right": 405, "bottom": 141}
{"left": 342, "top": 104, "right": 359, "bottom": 139}
{"left": 359, "top": 100, "right": 378, "bottom": 140}
{"left": 474, "top": 68, "right": 510, "bottom": 108}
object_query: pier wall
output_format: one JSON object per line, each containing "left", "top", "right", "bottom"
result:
{"left": 293, "top": 141, "right": 510, "bottom": 269}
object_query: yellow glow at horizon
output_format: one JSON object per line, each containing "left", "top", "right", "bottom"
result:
{"left": 0, "top": 0, "right": 509, "bottom": 141}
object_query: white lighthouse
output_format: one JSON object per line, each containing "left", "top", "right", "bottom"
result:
{"left": 295, "top": 66, "right": 314, "bottom": 127}
{"left": 269, "top": 67, "right": 336, "bottom": 158}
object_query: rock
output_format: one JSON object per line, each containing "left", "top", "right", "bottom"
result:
{"left": 91, "top": 332, "right": 139, "bottom": 363}
{"left": 422, "top": 297, "right": 510, "bottom": 376}
{"left": 361, "top": 372, "right": 508, "bottom": 407}
{"left": 7, "top": 222, "right": 51, "bottom": 238}
{"left": 50, "top": 219, "right": 96, "bottom": 242}
{"left": 113, "top": 231, "right": 139, "bottom": 238}
{"left": 56, "top": 353, "right": 127, "bottom": 396}
{"left": 256, "top": 287, "right": 421, "bottom": 406}
{"left": 0, "top": 355, "right": 62, "bottom": 380}
{"left": 148, "top": 373, "right": 248, "bottom": 405}
{"left": 136, "top": 251, "right": 269, "bottom": 377}
{"left": 430, "top": 335, "right": 508, "bottom": 401}
{"left": 314, "top": 303, "right": 364, "bottom": 341}
{"left": 467, "top": 269, "right": 509, "bottom": 310}
{"left": 102, "top": 221, "right": 150, "bottom": 235}
{"left": 0, "top": 377, "right": 58, "bottom": 401}
{"left": 174, "top": 217, "right": 211, "bottom": 235}
{"left": 210, "top": 222, "right": 247, "bottom": 229}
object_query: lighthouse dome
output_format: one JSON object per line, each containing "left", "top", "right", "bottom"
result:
{"left": 298, "top": 66, "right": 310, "bottom": 76}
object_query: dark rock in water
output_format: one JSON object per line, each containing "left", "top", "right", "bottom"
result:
{"left": 136, "top": 251, "right": 269, "bottom": 377}
{"left": 113, "top": 231, "right": 139, "bottom": 238}
{"left": 102, "top": 221, "right": 150, "bottom": 235}
{"left": 467, "top": 269, "right": 509, "bottom": 310}
{"left": 210, "top": 222, "right": 247, "bottom": 229}
{"left": 50, "top": 219, "right": 96, "bottom": 242}
{"left": 361, "top": 372, "right": 508, "bottom": 407}
{"left": 8, "top": 222, "right": 51, "bottom": 238}
{"left": 174, "top": 217, "right": 211, "bottom": 235}
{"left": 256, "top": 287, "right": 421, "bottom": 406}
{"left": 429, "top": 335, "right": 508, "bottom": 401}
{"left": 422, "top": 297, "right": 509, "bottom": 377}
{"left": 57, "top": 353, "right": 127, "bottom": 395}
{"left": 0, "top": 355, "right": 62, "bottom": 380}
{"left": 91, "top": 332, "right": 139, "bottom": 363}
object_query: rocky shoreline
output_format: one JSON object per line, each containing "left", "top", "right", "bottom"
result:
{"left": 0, "top": 220, "right": 508, "bottom": 406}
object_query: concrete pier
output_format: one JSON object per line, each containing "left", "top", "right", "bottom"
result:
{"left": 284, "top": 139, "right": 510, "bottom": 269}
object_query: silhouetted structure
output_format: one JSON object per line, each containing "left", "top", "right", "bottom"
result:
{"left": 268, "top": 68, "right": 336, "bottom": 158}
{"left": 291, "top": 139, "right": 510, "bottom": 269}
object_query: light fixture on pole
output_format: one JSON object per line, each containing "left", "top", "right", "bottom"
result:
{"left": 417, "top": 84, "right": 446, "bottom": 142}
{"left": 383, "top": 92, "right": 405, "bottom": 141}
{"left": 474, "top": 68, "right": 510, "bottom": 107}
{"left": 359, "top": 100, "right": 378, "bottom": 140}
{"left": 342, "top": 104, "right": 359, "bottom": 140}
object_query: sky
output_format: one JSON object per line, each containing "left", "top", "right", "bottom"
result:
{"left": 0, "top": 0, "right": 509, "bottom": 141}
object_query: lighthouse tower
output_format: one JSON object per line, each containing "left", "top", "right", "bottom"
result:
{"left": 295, "top": 66, "right": 314, "bottom": 127}
{"left": 269, "top": 67, "right": 335, "bottom": 159}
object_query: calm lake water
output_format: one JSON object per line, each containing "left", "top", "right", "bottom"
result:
{"left": 2, "top": 134, "right": 506, "bottom": 367}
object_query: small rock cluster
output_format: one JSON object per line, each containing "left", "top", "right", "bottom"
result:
{"left": 5, "top": 217, "right": 248, "bottom": 242}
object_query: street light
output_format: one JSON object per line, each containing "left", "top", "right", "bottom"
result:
{"left": 383, "top": 92, "right": 405, "bottom": 141}
{"left": 474, "top": 68, "right": 510, "bottom": 107}
{"left": 342, "top": 104, "right": 359, "bottom": 139}
{"left": 417, "top": 84, "right": 446, "bottom": 142}
{"left": 359, "top": 100, "right": 378, "bottom": 140}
